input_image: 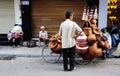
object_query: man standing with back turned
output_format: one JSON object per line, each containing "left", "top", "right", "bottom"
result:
{"left": 59, "top": 10, "right": 83, "bottom": 71}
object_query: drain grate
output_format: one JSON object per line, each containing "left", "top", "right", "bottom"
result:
{"left": 0, "top": 56, "right": 16, "bottom": 60}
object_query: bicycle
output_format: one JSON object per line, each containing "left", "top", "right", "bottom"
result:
{"left": 41, "top": 43, "right": 91, "bottom": 65}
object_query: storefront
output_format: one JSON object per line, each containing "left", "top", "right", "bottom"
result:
{"left": 1, "top": 0, "right": 119, "bottom": 41}
{"left": 20, "top": 0, "right": 96, "bottom": 41}
{"left": 31, "top": 0, "right": 88, "bottom": 38}
{"left": 0, "top": 0, "right": 99, "bottom": 41}
{"left": 22, "top": 0, "right": 120, "bottom": 41}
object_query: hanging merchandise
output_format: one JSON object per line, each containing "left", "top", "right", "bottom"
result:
{"left": 82, "top": 6, "right": 88, "bottom": 21}
{"left": 80, "top": 19, "right": 110, "bottom": 60}
{"left": 82, "top": 5, "right": 98, "bottom": 21}
{"left": 107, "top": 0, "right": 118, "bottom": 22}
{"left": 93, "top": 6, "right": 98, "bottom": 19}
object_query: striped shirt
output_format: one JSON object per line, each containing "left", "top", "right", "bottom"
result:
{"left": 59, "top": 19, "right": 82, "bottom": 48}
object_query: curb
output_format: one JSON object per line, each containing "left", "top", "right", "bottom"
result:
{"left": 0, "top": 54, "right": 42, "bottom": 57}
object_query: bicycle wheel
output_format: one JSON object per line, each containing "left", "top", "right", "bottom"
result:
{"left": 42, "top": 44, "right": 61, "bottom": 63}
{"left": 75, "top": 53, "right": 91, "bottom": 65}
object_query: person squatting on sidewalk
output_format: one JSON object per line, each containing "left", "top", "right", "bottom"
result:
{"left": 58, "top": 10, "right": 83, "bottom": 71}
{"left": 7, "top": 24, "right": 23, "bottom": 48}
{"left": 39, "top": 26, "right": 49, "bottom": 46}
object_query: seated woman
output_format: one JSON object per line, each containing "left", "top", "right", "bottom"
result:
{"left": 10, "top": 24, "right": 23, "bottom": 48}
{"left": 39, "top": 26, "right": 49, "bottom": 45}
{"left": 12, "top": 32, "right": 23, "bottom": 48}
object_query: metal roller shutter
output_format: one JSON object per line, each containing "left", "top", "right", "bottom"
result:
{"left": 31, "top": 0, "right": 87, "bottom": 37}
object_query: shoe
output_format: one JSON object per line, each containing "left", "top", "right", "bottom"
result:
{"left": 74, "top": 67, "right": 76, "bottom": 70}
{"left": 39, "top": 45, "right": 42, "bottom": 47}
{"left": 13, "top": 45, "right": 16, "bottom": 48}
{"left": 69, "top": 67, "right": 76, "bottom": 71}
{"left": 17, "top": 45, "right": 20, "bottom": 48}
{"left": 64, "top": 69, "right": 69, "bottom": 71}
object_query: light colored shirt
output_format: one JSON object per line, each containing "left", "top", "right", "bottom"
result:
{"left": 39, "top": 30, "right": 48, "bottom": 38}
{"left": 103, "top": 32, "right": 112, "bottom": 48}
{"left": 7, "top": 31, "right": 12, "bottom": 40}
{"left": 59, "top": 19, "right": 82, "bottom": 48}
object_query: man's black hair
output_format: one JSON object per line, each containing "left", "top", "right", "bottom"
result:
{"left": 14, "top": 24, "right": 18, "bottom": 26}
{"left": 65, "top": 10, "right": 73, "bottom": 19}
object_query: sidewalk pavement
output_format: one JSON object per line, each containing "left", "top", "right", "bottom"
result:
{"left": 0, "top": 45, "right": 118, "bottom": 58}
{"left": 0, "top": 45, "right": 43, "bottom": 57}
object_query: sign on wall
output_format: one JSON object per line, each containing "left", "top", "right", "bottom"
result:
{"left": 21, "top": 0, "right": 29, "bottom": 5}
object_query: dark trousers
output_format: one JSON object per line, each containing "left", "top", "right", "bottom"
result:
{"left": 40, "top": 38, "right": 49, "bottom": 44}
{"left": 13, "top": 38, "right": 21, "bottom": 46}
{"left": 62, "top": 46, "right": 75, "bottom": 71}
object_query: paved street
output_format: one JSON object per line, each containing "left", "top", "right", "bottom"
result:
{"left": 0, "top": 46, "right": 120, "bottom": 76}
{"left": 0, "top": 57, "right": 120, "bottom": 76}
